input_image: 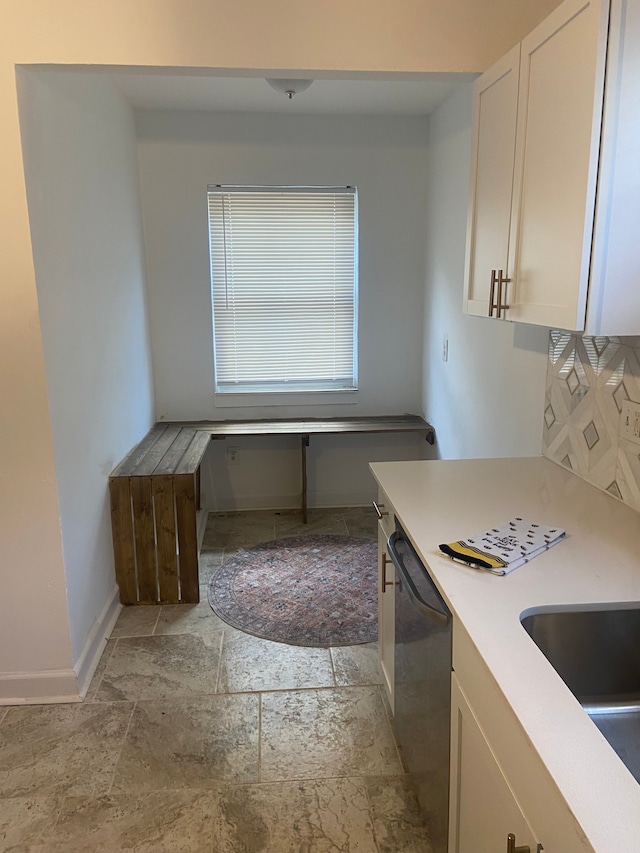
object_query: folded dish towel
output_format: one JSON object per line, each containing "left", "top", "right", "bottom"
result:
{"left": 439, "top": 518, "right": 566, "bottom": 576}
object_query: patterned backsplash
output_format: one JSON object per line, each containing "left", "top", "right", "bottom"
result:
{"left": 543, "top": 333, "right": 640, "bottom": 513}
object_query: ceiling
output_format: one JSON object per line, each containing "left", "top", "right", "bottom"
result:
{"left": 109, "top": 71, "right": 475, "bottom": 116}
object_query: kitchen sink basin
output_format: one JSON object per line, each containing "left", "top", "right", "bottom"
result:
{"left": 521, "top": 606, "right": 640, "bottom": 783}
{"left": 521, "top": 607, "right": 640, "bottom": 705}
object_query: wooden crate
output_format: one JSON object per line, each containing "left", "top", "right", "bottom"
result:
{"left": 109, "top": 425, "right": 210, "bottom": 604}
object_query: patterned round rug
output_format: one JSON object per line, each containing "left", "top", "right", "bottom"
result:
{"left": 207, "top": 534, "right": 378, "bottom": 647}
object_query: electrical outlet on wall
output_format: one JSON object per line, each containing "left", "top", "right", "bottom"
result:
{"left": 226, "top": 446, "right": 240, "bottom": 465}
{"left": 621, "top": 401, "right": 640, "bottom": 445}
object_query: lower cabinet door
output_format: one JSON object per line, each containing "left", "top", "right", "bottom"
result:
{"left": 449, "top": 674, "right": 540, "bottom": 853}
{"left": 378, "top": 522, "right": 395, "bottom": 712}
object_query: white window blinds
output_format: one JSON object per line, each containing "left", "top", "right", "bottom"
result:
{"left": 207, "top": 185, "right": 358, "bottom": 394}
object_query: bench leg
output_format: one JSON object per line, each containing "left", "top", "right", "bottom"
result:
{"left": 301, "top": 435, "right": 309, "bottom": 523}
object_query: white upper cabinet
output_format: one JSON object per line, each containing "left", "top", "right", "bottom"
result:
{"left": 508, "top": 0, "right": 606, "bottom": 329}
{"left": 464, "top": 45, "right": 520, "bottom": 319}
{"left": 589, "top": 0, "right": 640, "bottom": 335}
{"left": 465, "top": 0, "right": 640, "bottom": 334}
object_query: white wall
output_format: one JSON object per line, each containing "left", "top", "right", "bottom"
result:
{"left": 422, "top": 85, "right": 549, "bottom": 459}
{"left": 17, "top": 71, "right": 155, "bottom": 691}
{"left": 137, "top": 110, "right": 432, "bottom": 508}
{"left": 137, "top": 110, "right": 429, "bottom": 419}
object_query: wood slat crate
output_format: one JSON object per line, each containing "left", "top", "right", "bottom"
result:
{"left": 109, "top": 425, "right": 210, "bottom": 605}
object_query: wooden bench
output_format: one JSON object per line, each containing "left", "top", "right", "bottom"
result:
{"left": 109, "top": 415, "right": 434, "bottom": 605}
{"left": 109, "top": 424, "right": 211, "bottom": 605}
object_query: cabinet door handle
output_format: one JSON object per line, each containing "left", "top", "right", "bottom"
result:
{"left": 372, "top": 500, "right": 388, "bottom": 519}
{"left": 497, "top": 269, "right": 511, "bottom": 319}
{"left": 381, "top": 552, "right": 398, "bottom": 594}
{"left": 489, "top": 269, "right": 498, "bottom": 317}
{"left": 506, "top": 833, "right": 530, "bottom": 853}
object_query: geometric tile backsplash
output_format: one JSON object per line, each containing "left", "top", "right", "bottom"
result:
{"left": 543, "top": 332, "right": 640, "bottom": 513}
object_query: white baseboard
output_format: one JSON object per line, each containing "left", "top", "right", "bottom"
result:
{"left": 203, "top": 491, "right": 374, "bottom": 513}
{"left": 0, "top": 669, "right": 82, "bottom": 705}
{"left": 309, "top": 489, "right": 376, "bottom": 508}
{"left": 0, "top": 585, "right": 122, "bottom": 706}
{"left": 75, "top": 584, "right": 122, "bottom": 699}
{"left": 204, "top": 493, "right": 301, "bottom": 512}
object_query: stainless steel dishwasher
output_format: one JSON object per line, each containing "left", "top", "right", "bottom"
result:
{"left": 387, "top": 518, "right": 452, "bottom": 853}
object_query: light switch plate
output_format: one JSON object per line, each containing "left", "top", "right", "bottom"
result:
{"left": 621, "top": 400, "right": 640, "bottom": 445}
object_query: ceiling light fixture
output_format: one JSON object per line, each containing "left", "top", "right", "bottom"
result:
{"left": 266, "top": 78, "right": 313, "bottom": 99}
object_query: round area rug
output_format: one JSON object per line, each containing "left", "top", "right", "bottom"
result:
{"left": 208, "top": 535, "right": 378, "bottom": 647}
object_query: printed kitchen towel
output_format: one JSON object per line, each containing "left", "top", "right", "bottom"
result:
{"left": 439, "top": 518, "right": 566, "bottom": 576}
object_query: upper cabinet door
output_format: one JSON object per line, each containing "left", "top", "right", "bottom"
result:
{"left": 506, "top": 0, "right": 608, "bottom": 329}
{"left": 587, "top": 0, "right": 640, "bottom": 335}
{"left": 464, "top": 46, "right": 520, "bottom": 319}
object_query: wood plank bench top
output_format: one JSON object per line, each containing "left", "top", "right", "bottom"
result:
{"left": 111, "top": 424, "right": 212, "bottom": 479}
{"left": 167, "top": 414, "right": 435, "bottom": 443}
{"left": 110, "top": 415, "right": 434, "bottom": 482}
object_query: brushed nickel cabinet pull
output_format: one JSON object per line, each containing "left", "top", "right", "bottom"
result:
{"left": 506, "top": 832, "right": 530, "bottom": 853}
{"left": 381, "top": 552, "right": 398, "bottom": 594}
{"left": 489, "top": 269, "right": 498, "bottom": 317}
{"left": 497, "top": 269, "right": 511, "bottom": 319}
{"left": 372, "top": 500, "right": 388, "bottom": 519}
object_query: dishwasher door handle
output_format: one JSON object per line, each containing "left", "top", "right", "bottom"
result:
{"left": 387, "top": 530, "right": 450, "bottom": 627}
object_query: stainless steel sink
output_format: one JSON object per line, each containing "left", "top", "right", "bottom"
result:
{"left": 521, "top": 606, "right": 640, "bottom": 783}
{"left": 521, "top": 607, "right": 640, "bottom": 705}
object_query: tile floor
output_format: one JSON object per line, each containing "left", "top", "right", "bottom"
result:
{"left": 0, "top": 508, "right": 433, "bottom": 852}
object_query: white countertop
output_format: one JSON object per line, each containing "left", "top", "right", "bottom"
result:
{"left": 370, "top": 456, "right": 640, "bottom": 853}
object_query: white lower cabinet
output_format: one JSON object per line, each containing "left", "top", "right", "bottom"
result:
{"left": 376, "top": 495, "right": 395, "bottom": 712}
{"left": 449, "top": 674, "right": 540, "bottom": 853}
{"left": 451, "top": 621, "right": 594, "bottom": 852}
{"left": 377, "top": 523, "right": 395, "bottom": 711}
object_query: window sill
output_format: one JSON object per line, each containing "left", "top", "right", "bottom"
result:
{"left": 214, "top": 390, "right": 359, "bottom": 409}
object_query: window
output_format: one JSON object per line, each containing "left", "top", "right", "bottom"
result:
{"left": 207, "top": 185, "right": 358, "bottom": 395}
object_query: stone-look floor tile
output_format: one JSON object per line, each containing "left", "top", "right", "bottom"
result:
{"left": 260, "top": 686, "right": 402, "bottom": 782}
{"left": 331, "top": 644, "right": 383, "bottom": 687}
{"left": 38, "top": 792, "right": 214, "bottom": 853}
{"left": 208, "top": 777, "right": 377, "bottom": 852}
{"left": 112, "top": 694, "right": 259, "bottom": 792}
{"left": 0, "top": 795, "right": 64, "bottom": 851}
{"left": 83, "top": 639, "right": 117, "bottom": 703}
{"left": 203, "top": 511, "right": 275, "bottom": 552}
{"left": 344, "top": 507, "right": 379, "bottom": 539}
{"left": 274, "top": 509, "right": 349, "bottom": 538}
{"left": 94, "top": 634, "right": 222, "bottom": 702}
{"left": 365, "top": 775, "right": 434, "bottom": 853}
{"left": 217, "top": 632, "right": 335, "bottom": 693}
{"left": 0, "top": 703, "right": 134, "bottom": 798}
{"left": 198, "top": 549, "right": 224, "bottom": 585}
{"left": 0, "top": 511, "right": 434, "bottom": 849}
{"left": 111, "top": 605, "right": 161, "bottom": 638}
{"left": 155, "top": 601, "right": 227, "bottom": 644}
